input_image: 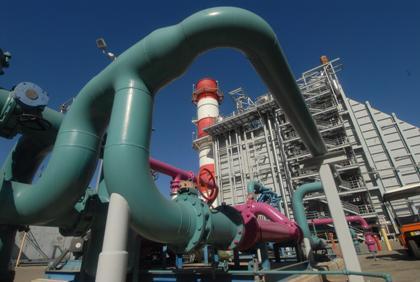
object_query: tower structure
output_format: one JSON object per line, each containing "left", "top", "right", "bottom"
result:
{"left": 192, "top": 78, "right": 223, "bottom": 205}
{"left": 204, "top": 58, "right": 420, "bottom": 235}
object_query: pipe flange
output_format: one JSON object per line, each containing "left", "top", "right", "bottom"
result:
{"left": 215, "top": 204, "right": 244, "bottom": 250}
{"left": 172, "top": 189, "right": 212, "bottom": 253}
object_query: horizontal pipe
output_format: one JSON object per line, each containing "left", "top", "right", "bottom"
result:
{"left": 257, "top": 220, "right": 298, "bottom": 242}
{"left": 308, "top": 216, "right": 376, "bottom": 252}
{"left": 235, "top": 200, "right": 302, "bottom": 249}
{"left": 145, "top": 269, "right": 392, "bottom": 282}
{"left": 149, "top": 158, "right": 195, "bottom": 181}
{"left": 308, "top": 216, "right": 370, "bottom": 230}
{"left": 228, "top": 270, "right": 392, "bottom": 282}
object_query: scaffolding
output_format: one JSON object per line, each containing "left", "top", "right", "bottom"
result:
{"left": 205, "top": 58, "right": 420, "bottom": 234}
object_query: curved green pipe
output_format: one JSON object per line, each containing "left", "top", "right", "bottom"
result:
{"left": 0, "top": 7, "right": 326, "bottom": 251}
{"left": 0, "top": 88, "right": 67, "bottom": 224}
{"left": 292, "top": 182, "right": 325, "bottom": 248}
{"left": 103, "top": 7, "right": 325, "bottom": 250}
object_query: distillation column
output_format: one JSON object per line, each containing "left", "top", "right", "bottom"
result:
{"left": 192, "top": 78, "right": 223, "bottom": 205}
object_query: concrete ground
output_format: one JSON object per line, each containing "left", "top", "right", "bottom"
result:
{"left": 13, "top": 243, "right": 420, "bottom": 282}
{"left": 359, "top": 244, "right": 420, "bottom": 282}
{"left": 14, "top": 266, "right": 45, "bottom": 282}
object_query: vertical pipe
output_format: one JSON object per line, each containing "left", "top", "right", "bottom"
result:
{"left": 256, "top": 243, "right": 270, "bottom": 270}
{"left": 380, "top": 227, "right": 392, "bottom": 251}
{"left": 235, "top": 131, "right": 248, "bottom": 202}
{"left": 261, "top": 119, "right": 278, "bottom": 189}
{"left": 267, "top": 117, "right": 290, "bottom": 217}
{"left": 365, "top": 102, "right": 404, "bottom": 186}
{"left": 96, "top": 193, "right": 130, "bottom": 282}
{"left": 227, "top": 132, "right": 237, "bottom": 205}
{"left": 261, "top": 117, "right": 282, "bottom": 213}
{"left": 241, "top": 130, "right": 254, "bottom": 180}
{"left": 214, "top": 138, "right": 223, "bottom": 204}
{"left": 273, "top": 116, "right": 295, "bottom": 198}
{"left": 80, "top": 200, "right": 107, "bottom": 279}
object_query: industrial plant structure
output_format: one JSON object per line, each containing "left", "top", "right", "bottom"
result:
{"left": 2, "top": 6, "right": 419, "bottom": 282}
{"left": 200, "top": 57, "right": 420, "bottom": 235}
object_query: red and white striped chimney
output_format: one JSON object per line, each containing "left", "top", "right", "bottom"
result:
{"left": 192, "top": 78, "right": 223, "bottom": 204}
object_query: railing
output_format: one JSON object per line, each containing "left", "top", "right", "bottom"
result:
{"left": 316, "top": 119, "right": 342, "bottom": 130}
{"left": 342, "top": 202, "right": 361, "bottom": 214}
{"left": 342, "top": 202, "right": 376, "bottom": 215}
{"left": 306, "top": 210, "right": 330, "bottom": 220}
{"left": 340, "top": 178, "right": 362, "bottom": 189}
{"left": 359, "top": 205, "right": 376, "bottom": 215}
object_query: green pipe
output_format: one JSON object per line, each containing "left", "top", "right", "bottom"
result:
{"left": 145, "top": 269, "right": 392, "bottom": 282}
{"left": 104, "top": 7, "right": 325, "bottom": 251}
{"left": 0, "top": 7, "right": 325, "bottom": 251}
{"left": 292, "top": 182, "right": 324, "bottom": 248}
{"left": 0, "top": 83, "right": 105, "bottom": 224}
{"left": 229, "top": 270, "right": 392, "bottom": 282}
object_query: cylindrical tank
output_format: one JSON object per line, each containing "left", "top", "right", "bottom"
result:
{"left": 192, "top": 78, "right": 223, "bottom": 204}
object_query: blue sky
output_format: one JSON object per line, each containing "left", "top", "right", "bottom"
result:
{"left": 1, "top": 1, "right": 419, "bottom": 192}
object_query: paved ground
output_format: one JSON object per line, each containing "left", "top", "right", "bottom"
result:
{"left": 13, "top": 243, "right": 420, "bottom": 281}
{"left": 14, "top": 266, "right": 44, "bottom": 282}
{"left": 359, "top": 244, "right": 420, "bottom": 282}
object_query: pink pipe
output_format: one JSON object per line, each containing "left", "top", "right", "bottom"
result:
{"left": 149, "top": 158, "right": 195, "bottom": 181}
{"left": 234, "top": 200, "right": 302, "bottom": 250}
{"left": 308, "top": 215, "right": 376, "bottom": 252}
{"left": 149, "top": 158, "right": 196, "bottom": 194}
{"left": 149, "top": 158, "right": 217, "bottom": 195}
{"left": 257, "top": 220, "right": 299, "bottom": 242}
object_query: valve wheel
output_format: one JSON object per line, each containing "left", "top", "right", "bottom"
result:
{"left": 196, "top": 167, "right": 218, "bottom": 205}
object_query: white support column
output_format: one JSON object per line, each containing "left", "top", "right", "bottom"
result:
{"left": 319, "top": 162, "right": 363, "bottom": 282}
{"left": 96, "top": 193, "right": 130, "bottom": 282}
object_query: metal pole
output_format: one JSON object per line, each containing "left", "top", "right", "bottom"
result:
{"left": 267, "top": 117, "right": 290, "bottom": 217}
{"left": 96, "top": 193, "right": 130, "bottom": 282}
{"left": 319, "top": 163, "right": 363, "bottom": 282}
{"left": 261, "top": 117, "right": 282, "bottom": 205}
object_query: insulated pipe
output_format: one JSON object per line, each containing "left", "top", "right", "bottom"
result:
{"left": 257, "top": 220, "right": 299, "bottom": 242}
{"left": 292, "top": 182, "right": 325, "bottom": 249}
{"left": 1, "top": 7, "right": 325, "bottom": 251}
{"left": 292, "top": 182, "right": 376, "bottom": 253}
{"left": 234, "top": 200, "right": 302, "bottom": 250}
{"left": 308, "top": 216, "right": 376, "bottom": 252}
{"left": 0, "top": 88, "right": 68, "bottom": 225}
{"left": 102, "top": 6, "right": 324, "bottom": 251}
{"left": 149, "top": 158, "right": 194, "bottom": 181}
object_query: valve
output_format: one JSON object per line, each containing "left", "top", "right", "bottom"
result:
{"left": 12, "top": 82, "right": 51, "bottom": 131}
{"left": 196, "top": 167, "right": 218, "bottom": 205}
